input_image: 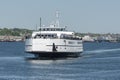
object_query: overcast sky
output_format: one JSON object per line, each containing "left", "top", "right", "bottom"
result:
{"left": 0, "top": 0, "right": 120, "bottom": 33}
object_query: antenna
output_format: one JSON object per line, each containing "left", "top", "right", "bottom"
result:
{"left": 56, "top": 11, "right": 60, "bottom": 27}
{"left": 40, "top": 17, "right": 42, "bottom": 28}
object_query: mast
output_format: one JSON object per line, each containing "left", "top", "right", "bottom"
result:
{"left": 56, "top": 11, "right": 60, "bottom": 27}
{"left": 40, "top": 17, "right": 42, "bottom": 34}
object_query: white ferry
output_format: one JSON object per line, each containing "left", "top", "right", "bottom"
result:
{"left": 25, "top": 13, "right": 83, "bottom": 57}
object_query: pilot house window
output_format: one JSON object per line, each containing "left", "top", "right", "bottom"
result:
{"left": 34, "top": 34, "right": 57, "bottom": 39}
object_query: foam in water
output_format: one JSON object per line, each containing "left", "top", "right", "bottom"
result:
{"left": 84, "top": 48, "right": 120, "bottom": 54}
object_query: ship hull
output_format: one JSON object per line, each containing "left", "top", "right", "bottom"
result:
{"left": 27, "top": 51, "right": 82, "bottom": 58}
{"left": 25, "top": 37, "right": 83, "bottom": 58}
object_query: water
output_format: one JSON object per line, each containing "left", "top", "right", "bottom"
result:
{"left": 0, "top": 42, "right": 120, "bottom": 80}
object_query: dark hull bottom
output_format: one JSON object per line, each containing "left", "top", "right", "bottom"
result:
{"left": 28, "top": 52, "right": 82, "bottom": 58}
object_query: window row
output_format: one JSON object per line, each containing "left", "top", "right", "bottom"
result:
{"left": 39, "top": 28, "right": 65, "bottom": 31}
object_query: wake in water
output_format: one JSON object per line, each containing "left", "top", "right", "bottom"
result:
{"left": 84, "top": 48, "right": 120, "bottom": 54}
{"left": 81, "top": 48, "right": 120, "bottom": 59}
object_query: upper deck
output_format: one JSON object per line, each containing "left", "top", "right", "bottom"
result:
{"left": 32, "top": 26, "right": 74, "bottom": 38}
{"left": 28, "top": 27, "right": 82, "bottom": 40}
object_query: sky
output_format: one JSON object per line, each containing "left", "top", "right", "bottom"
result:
{"left": 0, "top": 0, "right": 120, "bottom": 33}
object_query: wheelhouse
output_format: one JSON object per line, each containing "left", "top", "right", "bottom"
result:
{"left": 39, "top": 27, "right": 66, "bottom": 31}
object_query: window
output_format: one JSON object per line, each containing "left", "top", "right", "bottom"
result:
{"left": 77, "top": 42, "right": 82, "bottom": 44}
{"left": 68, "top": 41, "right": 74, "bottom": 44}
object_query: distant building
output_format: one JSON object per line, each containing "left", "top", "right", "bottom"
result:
{"left": 82, "top": 35, "right": 94, "bottom": 42}
{"left": 0, "top": 36, "right": 23, "bottom": 42}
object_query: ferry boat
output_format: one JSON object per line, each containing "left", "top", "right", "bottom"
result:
{"left": 25, "top": 12, "right": 83, "bottom": 57}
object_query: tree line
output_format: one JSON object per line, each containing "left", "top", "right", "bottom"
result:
{"left": 0, "top": 28, "right": 32, "bottom": 36}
